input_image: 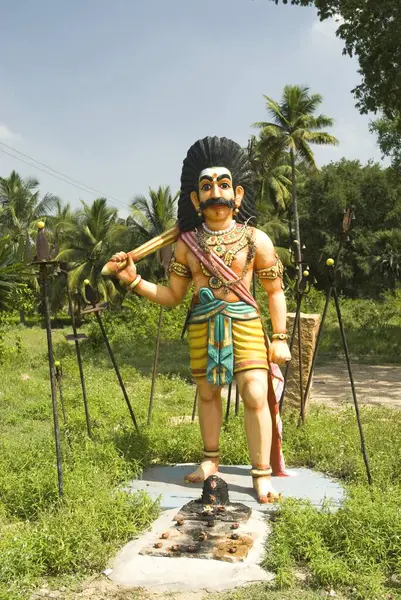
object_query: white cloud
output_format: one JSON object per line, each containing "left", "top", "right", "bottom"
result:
{"left": 311, "top": 14, "right": 344, "bottom": 40}
{"left": 0, "top": 124, "right": 21, "bottom": 141}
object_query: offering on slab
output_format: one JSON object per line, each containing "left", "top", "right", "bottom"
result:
{"left": 139, "top": 475, "right": 256, "bottom": 563}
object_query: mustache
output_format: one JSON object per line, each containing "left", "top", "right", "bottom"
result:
{"left": 199, "top": 198, "right": 236, "bottom": 210}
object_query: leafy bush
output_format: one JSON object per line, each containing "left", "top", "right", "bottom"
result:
{"left": 264, "top": 488, "right": 401, "bottom": 600}
{"left": 85, "top": 292, "right": 190, "bottom": 349}
{"left": 281, "top": 287, "right": 401, "bottom": 363}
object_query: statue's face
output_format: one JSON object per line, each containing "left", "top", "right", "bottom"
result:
{"left": 190, "top": 167, "right": 244, "bottom": 222}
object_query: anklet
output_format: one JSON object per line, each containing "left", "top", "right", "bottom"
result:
{"left": 203, "top": 449, "right": 219, "bottom": 459}
{"left": 250, "top": 467, "right": 272, "bottom": 477}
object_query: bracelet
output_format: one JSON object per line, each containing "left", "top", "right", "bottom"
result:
{"left": 272, "top": 333, "right": 288, "bottom": 341}
{"left": 128, "top": 274, "right": 142, "bottom": 290}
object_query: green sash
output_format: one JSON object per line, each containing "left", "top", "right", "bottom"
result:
{"left": 188, "top": 288, "right": 259, "bottom": 386}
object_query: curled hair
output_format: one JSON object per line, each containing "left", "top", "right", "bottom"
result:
{"left": 178, "top": 136, "right": 257, "bottom": 232}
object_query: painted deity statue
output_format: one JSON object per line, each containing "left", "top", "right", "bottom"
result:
{"left": 109, "top": 137, "right": 291, "bottom": 502}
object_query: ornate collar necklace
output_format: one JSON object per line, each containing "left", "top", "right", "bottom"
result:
{"left": 196, "top": 223, "right": 255, "bottom": 290}
{"left": 202, "top": 220, "right": 236, "bottom": 236}
{"left": 200, "top": 223, "right": 244, "bottom": 249}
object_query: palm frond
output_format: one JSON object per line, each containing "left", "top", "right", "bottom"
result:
{"left": 33, "top": 193, "right": 60, "bottom": 218}
{"left": 297, "top": 142, "right": 318, "bottom": 169}
{"left": 263, "top": 94, "right": 291, "bottom": 128}
{"left": 304, "top": 131, "right": 339, "bottom": 146}
{"left": 306, "top": 114, "right": 335, "bottom": 130}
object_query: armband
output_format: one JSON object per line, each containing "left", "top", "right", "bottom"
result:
{"left": 169, "top": 258, "right": 192, "bottom": 279}
{"left": 256, "top": 256, "right": 284, "bottom": 281}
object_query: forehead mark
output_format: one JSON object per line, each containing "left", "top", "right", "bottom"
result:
{"left": 199, "top": 167, "right": 232, "bottom": 181}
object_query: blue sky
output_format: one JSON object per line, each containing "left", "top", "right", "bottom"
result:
{"left": 0, "top": 0, "right": 386, "bottom": 217}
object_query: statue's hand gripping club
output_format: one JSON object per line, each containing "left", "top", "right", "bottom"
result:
{"left": 101, "top": 224, "right": 180, "bottom": 279}
{"left": 108, "top": 252, "right": 137, "bottom": 286}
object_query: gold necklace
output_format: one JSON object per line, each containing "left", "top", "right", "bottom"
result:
{"left": 197, "top": 226, "right": 256, "bottom": 290}
{"left": 203, "top": 224, "right": 244, "bottom": 248}
{"left": 205, "top": 225, "right": 246, "bottom": 260}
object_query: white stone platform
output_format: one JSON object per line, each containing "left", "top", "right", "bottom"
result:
{"left": 124, "top": 464, "right": 345, "bottom": 513}
{"left": 106, "top": 465, "right": 344, "bottom": 593}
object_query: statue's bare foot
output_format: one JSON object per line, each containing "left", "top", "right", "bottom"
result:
{"left": 184, "top": 458, "right": 219, "bottom": 483}
{"left": 253, "top": 476, "right": 280, "bottom": 504}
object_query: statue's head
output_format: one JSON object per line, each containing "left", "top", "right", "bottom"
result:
{"left": 178, "top": 136, "right": 256, "bottom": 232}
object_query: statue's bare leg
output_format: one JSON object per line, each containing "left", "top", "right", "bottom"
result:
{"left": 184, "top": 377, "right": 222, "bottom": 483}
{"left": 236, "top": 369, "right": 279, "bottom": 503}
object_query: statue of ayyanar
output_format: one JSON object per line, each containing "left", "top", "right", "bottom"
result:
{"left": 108, "top": 137, "right": 291, "bottom": 502}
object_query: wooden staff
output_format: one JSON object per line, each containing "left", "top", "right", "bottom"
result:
{"left": 101, "top": 224, "right": 180, "bottom": 275}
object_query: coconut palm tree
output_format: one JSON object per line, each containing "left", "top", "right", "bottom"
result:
{"left": 0, "top": 171, "right": 59, "bottom": 262}
{"left": 45, "top": 198, "right": 80, "bottom": 256}
{"left": 0, "top": 235, "right": 33, "bottom": 311}
{"left": 57, "top": 197, "right": 127, "bottom": 304}
{"left": 127, "top": 186, "right": 178, "bottom": 279}
{"left": 248, "top": 136, "right": 292, "bottom": 212}
{"left": 253, "top": 85, "right": 338, "bottom": 281}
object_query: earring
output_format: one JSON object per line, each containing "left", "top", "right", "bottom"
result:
{"left": 197, "top": 209, "right": 202, "bottom": 217}
{"left": 234, "top": 207, "right": 239, "bottom": 216}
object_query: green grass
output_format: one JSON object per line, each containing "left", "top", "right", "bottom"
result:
{"left": 293, "top": 287, "right": 401, "bottom": 364}
{"left": 214, "top": 587, "right": 344, "bottom": 600}
{"left": 1, "top": 318, "right": 401, "bottom": 600}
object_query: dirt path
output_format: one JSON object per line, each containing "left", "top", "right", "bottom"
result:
{"left": 311, "top": 362, "right": 401, "bottom": 409}
{"left": 30, "top": 576, "right": 206, "bottom": 600}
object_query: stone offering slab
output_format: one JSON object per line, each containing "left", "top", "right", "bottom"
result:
{"left": 107, "top": 508, "right": 272, "bottom": 592}
{"left": 139, "top": 515, "right": 254, "bottom": 562}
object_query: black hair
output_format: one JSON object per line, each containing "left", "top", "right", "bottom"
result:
{"left": 177, "top": 136, "right": 257, "bottom": 232}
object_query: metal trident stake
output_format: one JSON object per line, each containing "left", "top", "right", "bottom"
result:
{"left": 147, "top": 244, "right": 173, "bottom": 426}
{"left": 279, "top": 241, "right": 311, "bottom": 417}
{"left": 294, "top": 208, "right": 372, "bottom": 485}
{"left": 83, "top": 282, "right": 139, "bottom": 433}
{"left": 34, "top": 223, "right": 64, "bottom": 497}
{"left": 63, "top": 269, "right": 92, "bottom": 438}
{"left": 326, "top": 261, "right": 373, "bottom": 485}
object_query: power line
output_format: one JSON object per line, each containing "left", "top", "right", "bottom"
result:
{"left": 0, "top": 140, "right": 131, "bottom": 210}
{"left": 0, "top": 140, "right": 130, "bottom": 208}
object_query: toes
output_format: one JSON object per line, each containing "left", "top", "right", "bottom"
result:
{"left": 185, "top": 477, "right": 200, "bottom": 483}
{"left": 257, "top": 492, "right": 281, "bottom": 504}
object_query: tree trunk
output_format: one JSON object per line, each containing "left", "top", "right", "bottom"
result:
{"left": 19, "top": 310, "right": 26, "bottom": 326}
{"left": 290, "top": 149, "right": 302, "bottom": 284}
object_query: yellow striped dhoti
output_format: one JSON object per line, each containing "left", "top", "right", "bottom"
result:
{"left": 187, "top": 316, "right": 268, "bottom": 379}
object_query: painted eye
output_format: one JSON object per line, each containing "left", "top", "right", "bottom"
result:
{"left": 202, "top": 183, "right": 211, "bottom": 191}
{"left": 221, "top": 182, "right": 231, "bottom": 189}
